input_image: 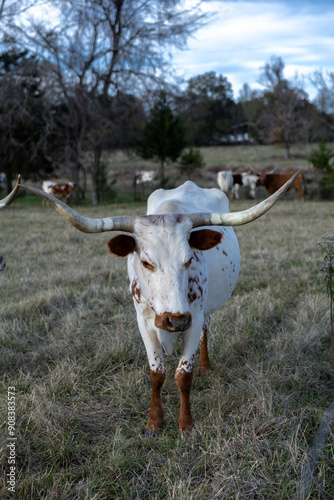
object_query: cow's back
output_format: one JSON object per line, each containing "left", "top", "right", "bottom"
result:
{"left": 147, "top": 180, "right": 230, "bottom": 215}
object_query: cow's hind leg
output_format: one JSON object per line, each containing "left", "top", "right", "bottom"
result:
{"left": 199, "top": 316, "right": 212, "bottom": 375}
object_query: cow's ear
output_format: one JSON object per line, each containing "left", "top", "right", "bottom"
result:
{"left": 107, "top": 235, "right": 136, "bottom": 257}
{"left": 189, "top": 229, "right": 222, "bottom": 251}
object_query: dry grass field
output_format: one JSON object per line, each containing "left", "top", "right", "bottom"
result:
{"left": 1, "top": 146, "right": 334, "bottom": 499}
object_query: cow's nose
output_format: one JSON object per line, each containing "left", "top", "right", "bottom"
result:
{"left": 155, "top": 312, "right": 192, "bottom": 332}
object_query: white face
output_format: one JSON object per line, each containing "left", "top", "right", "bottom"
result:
{"left": 108, "top": 214, "right": 222, "bottom": 333}
{"left": 133, "top": 216, "right": 196, "bottom": 321}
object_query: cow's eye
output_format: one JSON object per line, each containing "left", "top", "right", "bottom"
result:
{"left": 141, "top": 260, "right": 155, "bottom": 271}
{"left": 185, "top": 257, "right": 193, "bottom": 269}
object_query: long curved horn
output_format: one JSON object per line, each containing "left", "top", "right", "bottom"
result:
{"left": 0, "top": 175, "right": 21, "bottom": 209}
{"left": 189, "top": 172, "right": 300, "bottom": 228}
{"left": 18, "top": 183, "right": 135, "bottom": 233}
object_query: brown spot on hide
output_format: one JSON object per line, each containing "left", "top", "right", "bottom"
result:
{"left": 189, "top": 229, "right": 222, "bottom": 251}
{"left": 107, "top": 234, "right": 136, "bottom": 257}
{"left": 188, "top": 290, "right": 198, "bottom": 304}
{"left": 194, "top": 252, "right": 200, "bottom": 262}
{"left": 131, "top": 279, "right": 142, "bottom": 304}
{"left": 187, "top": 275, "right": 204, "bottom": 304}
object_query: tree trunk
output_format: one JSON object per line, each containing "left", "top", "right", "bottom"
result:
{"left": 91, "top": 145, "right": 102, "bottom": 205}
{"left": 72, "top": 162, "right": 86, "bottom": 204}
{"left": 285, "top": 140, "right": 291, "bottom": 160}
{"left": 160, "top": 159, "right": 165, "bottom": 182}
{"left": 5, "top": 168, "right": 12, "bottom": 195}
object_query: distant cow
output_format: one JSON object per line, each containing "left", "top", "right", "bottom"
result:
{"left": 133, "top": 171, "right": 156, "bottom": 186}
{"left": 217, "top": 171, "right": 259, "bottom": 199}
{"left": 257, "top": 172, "right": 304, "bottom": 201}
{"left": 217, "top": 171, "right": 234, "bottom": 198}
{"left": 232, "top": 173, "right": 260, "bottom": 199}
{"left": 42, "top": 181, "right": 76, "bottom": 204}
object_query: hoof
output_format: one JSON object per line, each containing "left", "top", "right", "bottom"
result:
{"left": 144, "top": 428, "right": 162, "bottom": 438}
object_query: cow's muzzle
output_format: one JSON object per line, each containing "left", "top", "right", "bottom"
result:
{"left": 155, "top": 312, "right": 192, "bottom": 332}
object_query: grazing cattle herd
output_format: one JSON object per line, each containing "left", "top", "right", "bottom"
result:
{"left": 217, "top": 169, "right": 304, "bottom": 200}
{"left": 1, "top": 173, "right": 298, "bottom": 433}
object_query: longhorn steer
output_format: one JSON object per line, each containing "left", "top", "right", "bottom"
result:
{"left": 232, "top": 173, "right": 260, "bottom": 199}
{"left": 217, "top": 171, "right": 259, "bottom": 199}
{"left": 42, "top": 181, "right": 76, "bottom": 204}
{"left": 2, "top": 174, "right": 299, "bottom": 434}
{"left": 257, "top": 172, "right": 304, "bottom": 200}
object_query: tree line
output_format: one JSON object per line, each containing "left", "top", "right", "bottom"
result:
{"left": 0, "top": 1, "right": 333, "bottom": 202}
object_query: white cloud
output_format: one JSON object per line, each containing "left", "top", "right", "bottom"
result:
{"left": 172, "top": 1, "right": 334, "bottom": 99}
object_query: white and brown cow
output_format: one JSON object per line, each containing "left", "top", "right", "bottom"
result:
{"left": 3, "top": 174, "right": 299, "bottom": 434}
{"left": 42, "top": 181, "right": 76, "bottom": 204}
{"left": 217, "top": 171, "right": 259, "bottom": 199}
{"left": 133, "top": 170, "right": 156, "bottom": 186}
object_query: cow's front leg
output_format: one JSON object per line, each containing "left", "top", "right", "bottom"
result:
{"left": 137, "top": 314, "right": 167, "bottom": 436}
{"left": 145, "top": 365, "right": 166, "bottom": 436}
{"left": 175, "top": 364, "right": 194, "bottom": 431}
{"left": 175, "top": 324, "right": 202, "bottom": 432}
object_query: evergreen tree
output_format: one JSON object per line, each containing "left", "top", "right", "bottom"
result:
{"left": 136, "top": 94, "right": 186, "bottom": 181}
{"left": 309, "top": 139, "right": 334, "bottom": 199}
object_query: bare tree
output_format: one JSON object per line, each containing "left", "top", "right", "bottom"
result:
{"left": 257, "top": 56, "right": 308, "bottom": 159}
{"left": 0, "top": 49, "right": 58, "bottom": 192}
{"left": 0, "top": 0, "right": 32, "bottom": 19}
{"left": 311, "top": 70, "right": 334, "bottom": 125}
{"left": 6, "top": 0, "right": 208, "bottom": 203}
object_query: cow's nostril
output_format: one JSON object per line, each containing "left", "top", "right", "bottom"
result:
{"left": 167, "top": 313, "right": 191, "bottom": 332}
{"left": 155, "top": 312, "right": 192, "bottom": 332}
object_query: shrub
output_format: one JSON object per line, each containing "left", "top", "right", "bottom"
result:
{"left": 178, "top": 147, "right": 205, "bottom": 179}
{"left": 309, "top": 140, "right": 334, "bottom": 199}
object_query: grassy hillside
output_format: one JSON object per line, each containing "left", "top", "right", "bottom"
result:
{"left": 11, "top": 143, "right": 310, "bottom": 204}
{"left": 1, "top": 196, "right": 334, "bottom": 498}
{"left": 95, "top": 143, "right": 315, "bottom": 201}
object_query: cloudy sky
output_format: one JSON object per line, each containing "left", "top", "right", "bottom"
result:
{"left": 172, "top": 0, "right": 334, "bottom": 100}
